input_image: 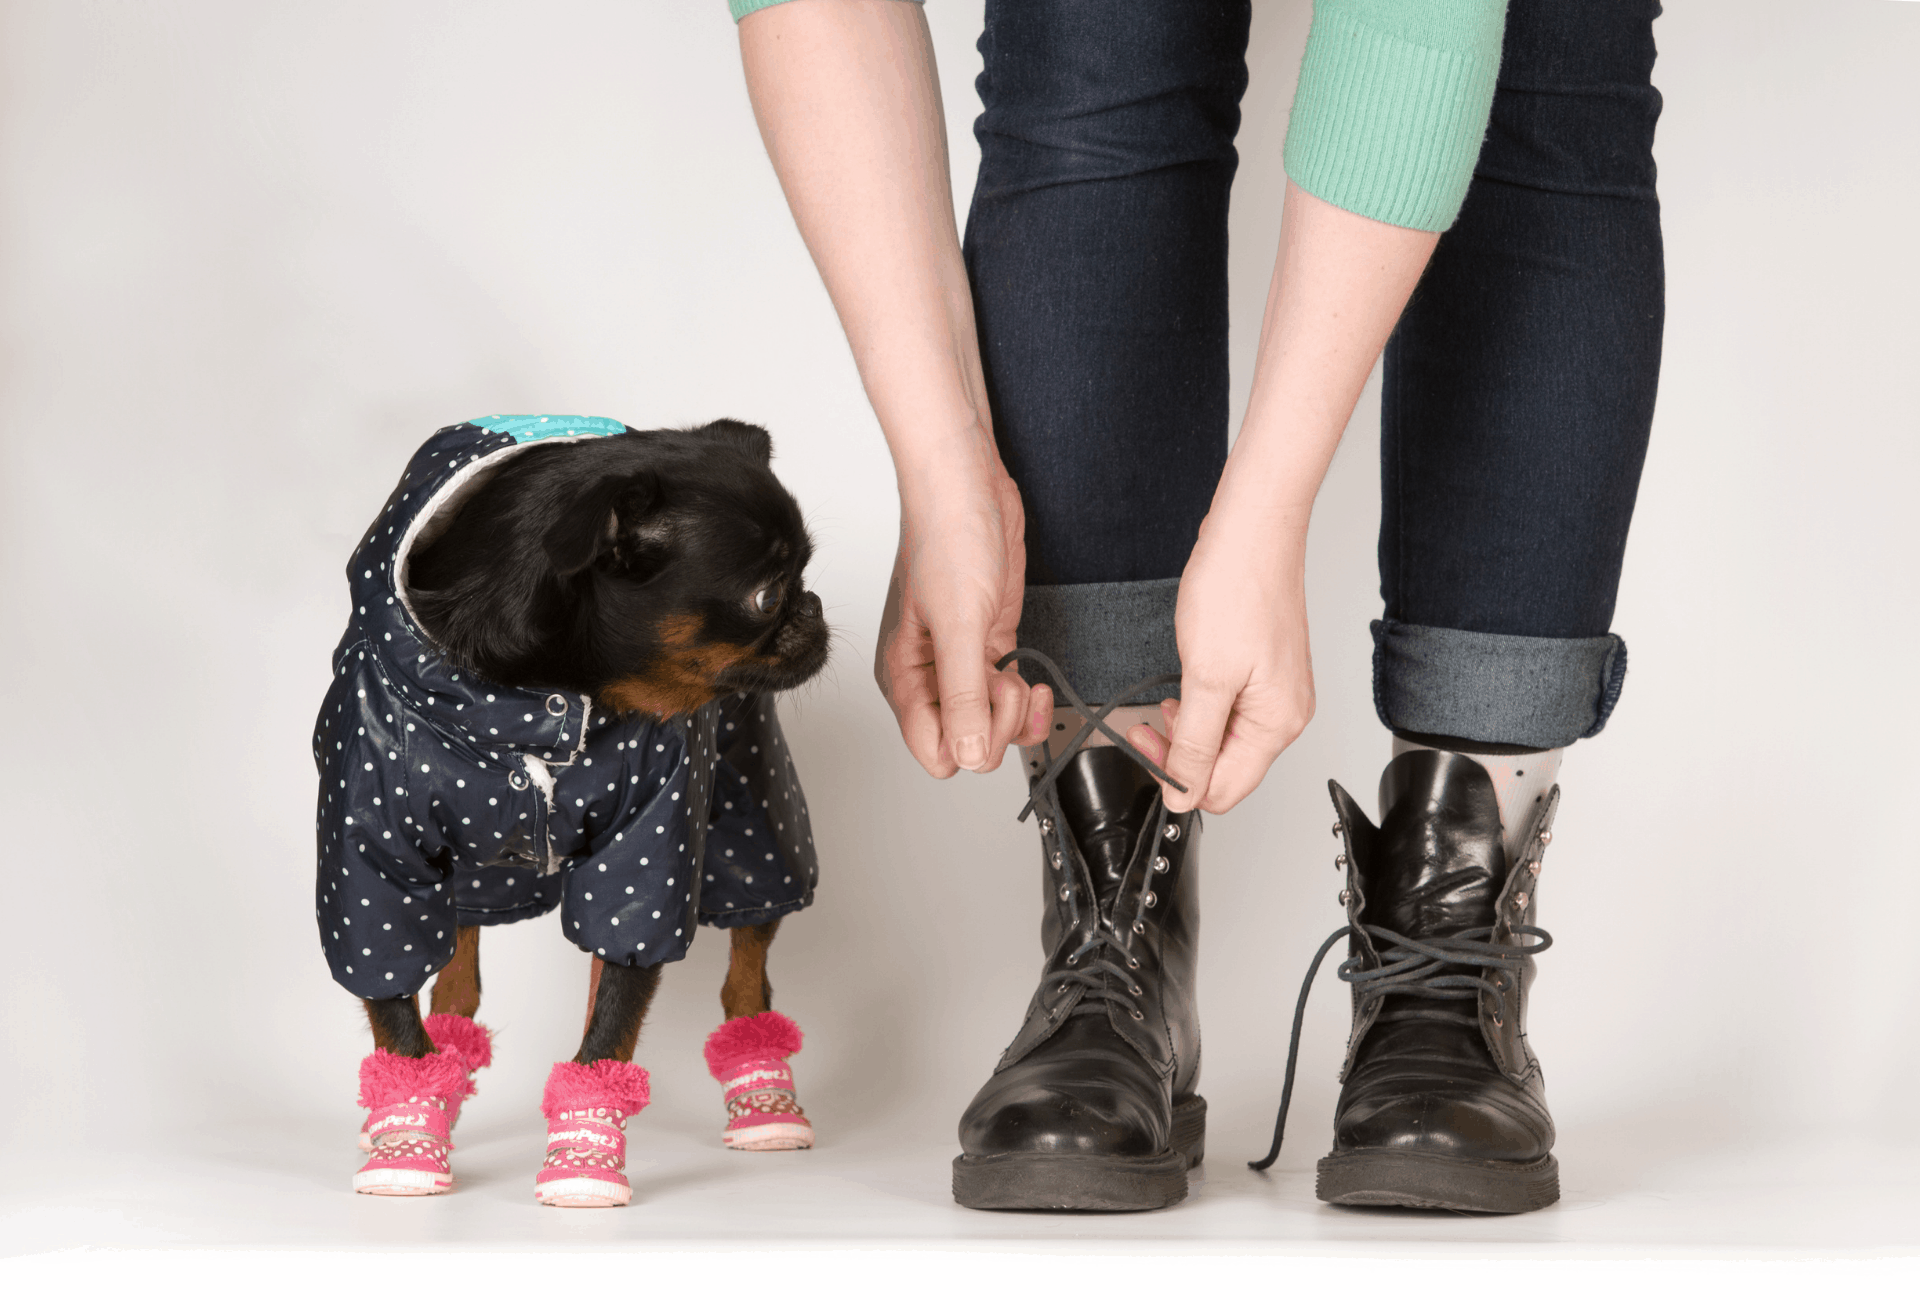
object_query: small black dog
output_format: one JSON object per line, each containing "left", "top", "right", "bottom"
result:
{"left": 409, "top": 418, "right": 827, "bottom": 714}
{"left": 314, "top": 415, "right": 830, "bottom": 1201}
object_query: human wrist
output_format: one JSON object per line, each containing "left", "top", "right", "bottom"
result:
{"left": 1206, "top": 441, "right": 1316, "bottom": 549}
{"left": 892, "top": 414, "right": 1005, "bottom": 510}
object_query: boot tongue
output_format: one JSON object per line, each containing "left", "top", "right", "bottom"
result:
{"left": 1054, "top": 747, "right": 1159, "bottom": 914}
{"left": 1371, "top": 750, "right": 1505, "bottom": 938}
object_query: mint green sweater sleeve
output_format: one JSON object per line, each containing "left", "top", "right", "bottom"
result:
{"left": 731, "top": 0, "right": 921, "bottom": 21}
{"left": 1283, "top": 0, "right": 1508, "bottom": 232}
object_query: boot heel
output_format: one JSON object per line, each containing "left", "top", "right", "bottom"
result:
{"left": 1171, "top": 1094, "right": 1207, "bottom": 1168}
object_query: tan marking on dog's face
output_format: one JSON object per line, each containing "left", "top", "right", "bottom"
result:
{"left": 598, "top": 613, "right": 772, "bottom": 718}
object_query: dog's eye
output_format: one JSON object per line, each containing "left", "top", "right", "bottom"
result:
{"left": 750, "top": 585, "right": 781, "bottom": 616}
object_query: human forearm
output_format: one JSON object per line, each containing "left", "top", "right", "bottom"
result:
{"left": 1212, "top": 180, "right": 1439, "bottom": 546}
{"left": 738, "top": 0, "right": 992, "bottom": 496}
{"left": 1137, "top": 181, "right": 1439, "bottom": 813}
{"left": 739, "top": 0, "right": 1042, "bottom": 774}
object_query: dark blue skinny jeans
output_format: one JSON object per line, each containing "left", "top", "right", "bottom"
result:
{"left": 966, "top": 0, "right": 1664, "bottom": 749}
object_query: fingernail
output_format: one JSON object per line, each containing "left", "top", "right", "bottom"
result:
{"left": 956, "top": 735, "right": 987, "bottom": 769}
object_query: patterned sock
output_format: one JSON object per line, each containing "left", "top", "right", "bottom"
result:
{"left": 1391, "top": 734, "right": 1563, "bottom": 868}
{"left": 1022, "top": 705, "right": 1163, "bottom": 776}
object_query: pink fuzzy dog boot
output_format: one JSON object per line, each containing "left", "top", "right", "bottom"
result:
{"left": 358, "top": 1015, "right": 494, "bottom": 1153}
{"left": 535, "top": 1059, "right": 651, "bottom": 1208}
{"left": 704, "top": 1011, "right": 815, "bottom": 1151}
{"left": 352, "top": 1049, "right": 472, "bottom": 1196}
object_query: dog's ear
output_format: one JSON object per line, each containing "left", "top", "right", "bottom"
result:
{"left": 700, "top": 419, "right": 773, "bottom": 463}
{"left": 542, "top": 472, "right": 661, "bottom": 579}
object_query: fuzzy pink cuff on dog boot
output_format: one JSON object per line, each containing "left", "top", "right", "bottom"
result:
{"left": 357, "top": 1015, "right": 494, "bottom": 1153}
{"left": 535, "top": 1059, "right": 650, "bottom": 1208}
{"left": 704, "top": 1011, "right": 815, "bottom": 1152}
{"left": 352, "top": 1049, "right": 471, "bottom": 1196}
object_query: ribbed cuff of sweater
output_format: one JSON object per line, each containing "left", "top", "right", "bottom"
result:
{"left": 731, "top": 0, "right": 792, "bottom": 20}
{"left": 1282, "top": 0, "right": 1508, "bottom": 233}
{"left": 731, "top": 0, "right": 922, "bottom": 22}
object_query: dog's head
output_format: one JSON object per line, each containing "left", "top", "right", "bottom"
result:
{"left": 407, "top": 420, "right": 829, "bottom": 716}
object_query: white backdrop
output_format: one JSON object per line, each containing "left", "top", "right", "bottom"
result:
{"left": 1, "top": 0, "right": 1916, "bottom": 1239}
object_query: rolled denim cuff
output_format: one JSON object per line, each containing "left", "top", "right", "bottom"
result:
{"left": 1372, "top": 619, "right": 1628, "bottom": 749}
{"left": 1017, "top": 579, "right": 1181, "bottom": 706}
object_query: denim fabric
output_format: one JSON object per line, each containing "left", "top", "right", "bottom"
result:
{"left": 1379, "top": 0, "right": 1663, "bottom": 647}
{"left": 1017, "top": 580, "right": 1182, "bottom": 706}
{"left": 1372, "top": 620, "right": 1628, "bottom": 750}
{"left": 967, "top": 0, "right": 1661, "bottom": 741}
{"left": 966, "top": 0, "right": 1249, "bottom": 592}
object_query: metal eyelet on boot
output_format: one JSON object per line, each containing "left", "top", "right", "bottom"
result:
{"left": 1130, "top": 984, "right": 1142, "bottom": 996}
{"left": 1041, "top": 818, "right": 1055, "bottom": 835}
{"left": 1152, "top": 856, "right": 1169, "bottom": 873}
{"left": 1538, "top": 830, "right": 1553, "bottom": 846}
{"left": 1492, "top": 1014, "right": 1504, "bottom": 1027}
{"left": 1513, "top": 892, "right": 1529, "bottom": 909}
{"left": 1131, "top": 920, "right": 1146, "bottom": 934}
{"left": 1066, "top": 953, "right": 1079, "bottom": 966}
{"left": 1335, "top": 853, "right": 1348, "bottom": 869}
{"left": 1339, "top": 888, "right": 1352, "bottom": 905}
{"left": 1529, "top": 862, "right": 1541, "bottom": 875}
{"left": 1333, "top": 822, "right": 1344, "bottom": 837}
{"left": 1130, "top": 1009, "right": 1144, "bottom": 1020}
{"left": 1163, "top": 823, "right": 1181, "bottom": 842}
{"left": 1126, "top": 957, "right": 1139, "bottom": 970}
{"left": 1143, "top": 891, "right": 1158, "bottom": 908}
{"left": 1051, "top": 852, "right": 1063, "bottom": 870}
{"left": 1059, "top": 885, "right": 1072, "bottom": 901}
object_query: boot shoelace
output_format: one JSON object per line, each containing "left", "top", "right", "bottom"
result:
{"left": 997, "top": 649, "right": 1185, "bottom": 1025}
{"left": 1247, "top": 918, "right": 1551, "bottom": 1171}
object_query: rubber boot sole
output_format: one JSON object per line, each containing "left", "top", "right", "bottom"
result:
{"left": 1315, "top": 1148, "right": 1559, "bottom": 1214}
{"left": 951, "top": 1095, "right": 1206, "bottom": 1212}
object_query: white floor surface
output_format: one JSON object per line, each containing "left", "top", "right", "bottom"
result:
{"left": 5, "top": 1112, "right": 1916, "bottom": 1259}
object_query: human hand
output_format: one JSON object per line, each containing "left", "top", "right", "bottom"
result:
{"left": 876, "top": 441, "right": 1051, "bottom": 777}
{"left": 1125, "top": 500, "right": 1314, "bottom": 814}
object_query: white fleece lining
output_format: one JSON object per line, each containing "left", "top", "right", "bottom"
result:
{"left": 392, "top": 434, "right": 602, "bottom": 633}
{"left": 520, "top": 754, "right": 563, "bottom": 875}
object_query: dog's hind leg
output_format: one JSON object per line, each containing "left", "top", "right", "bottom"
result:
{"left": 720, "top": 919, "right": 780, "bottom": 1021}
{"left": 364, "top": 994, "right": 433, "bottom": 1058}
{"left": 429, "top": 926, "right": 482, "bottom": 1018}
{"left": 576, "top": 959, "right": 664, "bottom": 1064}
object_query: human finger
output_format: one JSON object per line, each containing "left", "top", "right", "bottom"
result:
{"left": 929, "top": 614, "right": 995, "bottom": 772}
{"left": 1016, "top": 682, "right": 1054, "bottom": 747}
{"left": 973, "top": 665, "right": 1034, "bottom": 773}
{"left": 1158, "top": 679, "right": 1236, "bottom": 813}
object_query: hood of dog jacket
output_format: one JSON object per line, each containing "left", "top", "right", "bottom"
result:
{"left": 312, "top": 418, "right": 819, "bottom": 1002}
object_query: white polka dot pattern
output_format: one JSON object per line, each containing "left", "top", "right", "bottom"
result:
{"left": 310, "top": 421, "right": 820, "bottom": 1002}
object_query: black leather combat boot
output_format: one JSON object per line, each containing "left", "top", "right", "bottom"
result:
{"left": 1251, "top": 749, "right": 1561, "bottom": 1213}
{"left": 953, "top": 742, "right": 1205, "bottom": 1211}
{"left": 1323, "top": 750, "right": 1559, "bottom": 1210}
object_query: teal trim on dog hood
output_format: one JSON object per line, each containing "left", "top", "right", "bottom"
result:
{"left": 469, "top": 413, "right": 630, "bottom": 443}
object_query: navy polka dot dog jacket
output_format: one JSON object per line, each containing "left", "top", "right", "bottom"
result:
{"left": 312, "top": 417, "right": 819, "bottom": 1001}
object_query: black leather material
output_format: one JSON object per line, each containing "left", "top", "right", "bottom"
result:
{"left": 959, "top": 748, "right": 1201, "bottom": 1161}
{"left": 1328, "top": 750, "right": 1558, "bottom": 1164}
